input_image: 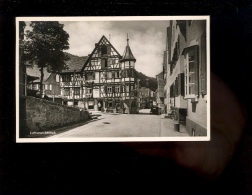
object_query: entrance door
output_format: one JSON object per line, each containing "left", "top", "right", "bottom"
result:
{"left": 98, "top": 101, "right": 103, "bottom": 111}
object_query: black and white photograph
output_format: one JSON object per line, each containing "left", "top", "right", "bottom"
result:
{"left": 16, "top": 16, "right": 210, "bottom": 142}
{"left": 1, "top": 1, "right": 252, "bottom": 194}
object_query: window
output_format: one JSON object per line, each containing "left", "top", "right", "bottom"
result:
{"left": 111, "top": 59, "right": 116, "bottom": 65}
{"left": 32, "top": 84, "right": 38, "bottom": 90}
{"left": 107, "top": 72, "right": 112, "bottom": 79}
{"left": 200, "top": 34, "right": 207, "bottom": 95}
{"left": 56, "top": 75, "right": 60, "bottom": 82}
{"left": 114, "top": 71, "right": 120, "bottom": 78}
{"left": 74, "top": 87, "right": 80, "bottom": 95}
{"left": 49, "top": 84, "right": 52, "bottom": 90}
{"left": 115, "top": 86, "right": 120, "bottom": 93}
{"left": 87, "top": 88, "right": 92, "bottom": 94}
{"left": 183, "top": 45, "right": 199, "bottom": 99}
{"left": 64, "top": 88, "right": 70, "bottom": 96}
{"left": 101, "top": 45, "right": 107, "bottom": 55}
{"left": 107, "top": 86, "right": 112, "bottom": 93}
{"left": 126, "top": 85, "right": 129, "bottom": 92}
{"left": 120, "top": 85, "right": 124, "bottom": 93}
{"left": 62, "top": 74, "right": 70, "bottom": 82}
{"left": 86, "top": 72, "right": 95, "bottom": 80}
{"left": 101, "top": 58, "right": 108, "bottom": 69}
{"left": 88, "top": 101, "right": 94, "bottom": 106}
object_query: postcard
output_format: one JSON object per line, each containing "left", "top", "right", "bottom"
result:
{"left": 16, "top": 16, "right": 210, "bottom": 142}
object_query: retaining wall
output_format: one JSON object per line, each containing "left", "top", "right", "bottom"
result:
{"left": 19, "top": 95, "right": 91, "bottom": 137}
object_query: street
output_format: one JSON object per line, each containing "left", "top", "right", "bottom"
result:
{"left": 49, "top": 109, "right": 189, "bottom": 138}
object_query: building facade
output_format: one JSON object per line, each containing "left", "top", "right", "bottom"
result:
{"left": 164, "top": 20, "right": 207, "bottom": 136}
{"left": 59, "top": 54, "right": 88, "bottom": 107}
{"left": 155, "top": 72, "right": 165, "bottom": 114}
{"left": 26, "top": 65, "right": 62, "bottom": 102}
{"left": 60, "top": 35, "right": 138, "bottom": 113}
{"left": 139, "top": 87, "right": 154, "bottom": 109}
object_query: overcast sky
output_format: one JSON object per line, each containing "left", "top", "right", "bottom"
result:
{"left": 25, "top": 20, "right": 169, "bottom": 77}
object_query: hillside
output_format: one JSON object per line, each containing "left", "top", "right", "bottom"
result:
{"left": 63, "top": 52, "right": 88, "bottom": 72}
{"left": 136, "top": 71, "right": 158, "bottom": 92}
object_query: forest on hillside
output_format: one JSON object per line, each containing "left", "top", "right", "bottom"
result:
{"left": 135, "top": 71, "right": 158, "bottom": 92}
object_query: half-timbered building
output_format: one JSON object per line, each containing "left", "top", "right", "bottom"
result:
{"left": 119, "top": 36, "right": 138, "bottom": 114}
{"left": 59, "top": 54, "right": 88, "bottom": 107}
{"left": 80, "top": 35, "right": 138, "bottom": 113}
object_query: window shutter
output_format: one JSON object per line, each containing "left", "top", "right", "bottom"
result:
{"left": 173, "top": 82, "right": 176, "bottom": 97}
{"left": 170, "top": 84, "right": 174, "bottom": 98}
{"left": 201, "top": 34, "right": 207, "bottom": 95}
{"left": 180, "top": 73, "right": 185, "bottom": 96}
{"left": 174, "top": 78, "right": 177, "bottom": 97}
{"left": 178, "top": 74, "right": 181, "bottom": 95}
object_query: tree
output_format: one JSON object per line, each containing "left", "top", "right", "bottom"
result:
{"left": 21, "top": 21, "right": 70, "bottom": 98}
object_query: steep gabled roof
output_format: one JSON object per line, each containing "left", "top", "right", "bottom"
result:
{"left": 81, "top": 35, "right": 122, "bottom": 72}
{"left": 120, "top": 37, "right": 136, "bottom": 62}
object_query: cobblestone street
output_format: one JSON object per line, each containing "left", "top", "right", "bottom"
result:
{"left": 49, "top": 109, "right": 189, "bottom": 138}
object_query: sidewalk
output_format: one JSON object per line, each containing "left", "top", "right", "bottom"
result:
{"left": 160, "top": 117, "right": 190, "bottom": 137}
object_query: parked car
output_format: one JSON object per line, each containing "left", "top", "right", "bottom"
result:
{"left": 150, "top": 106, "right": 159, "bottom": 115}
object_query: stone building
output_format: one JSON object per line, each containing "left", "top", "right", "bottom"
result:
{"left": 164, "top": 20, "right": 207, "bottom": 136}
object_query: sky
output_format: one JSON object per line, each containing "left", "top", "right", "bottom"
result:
{"left": 24, "top": 19, "right": 169, "bottom": 77}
